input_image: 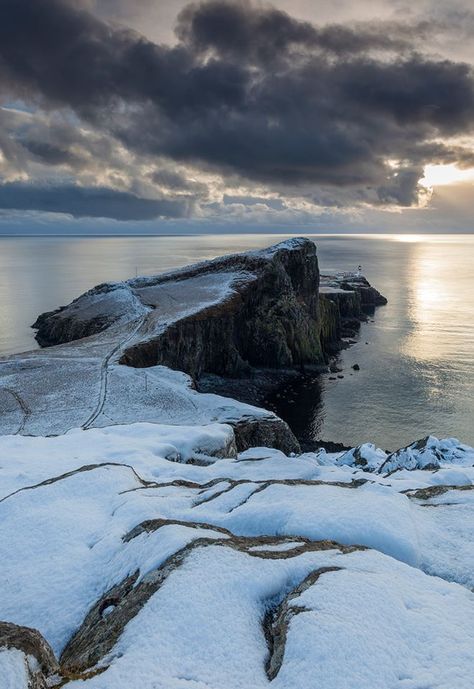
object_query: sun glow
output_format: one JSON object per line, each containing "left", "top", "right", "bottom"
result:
{"left": 420, "top": 163, "right": 474, "bottom": 188}
{"left": 401, "top": 240, "right": 471, "bottom": 364}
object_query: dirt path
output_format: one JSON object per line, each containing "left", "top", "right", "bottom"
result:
{"left": 82, "top": 315, "right": 148, "bottom": 430}
{"left": 1, "top": 388, "right": 30, "bottom": 434}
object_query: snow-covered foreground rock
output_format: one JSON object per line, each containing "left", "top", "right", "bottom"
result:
{"left": 1, "top": 423, "right": 473, "bottom": 688}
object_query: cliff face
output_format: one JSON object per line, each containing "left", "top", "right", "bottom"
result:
{"left": 318, "top": 275, "right": 387, "bottom": 353}
{"left": 319, "top": 290, "right": 363, "bottom": 353}
{"left": 120, "top": 239, "right": 323, "bottom": 377}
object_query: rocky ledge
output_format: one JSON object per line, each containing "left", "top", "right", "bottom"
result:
{"left": 319, "top": 273, "right": 387, "bottom": 352}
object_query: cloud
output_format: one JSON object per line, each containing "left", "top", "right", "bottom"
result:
{"left": 0, "top": 182, "right": 192, "bottom": 220}
{"left": 176, "top": 0, "right": 430, "bottom": 60}
{"left": 0, "top": 0, "right": 473, "bottom": 222}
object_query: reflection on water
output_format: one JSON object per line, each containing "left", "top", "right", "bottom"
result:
{"left": 404, "top": 240, "right": 474, "bottom": 365}
{"left": 311, "top": 234, "right": 474, "bottom": 449}
{"left": 1, "top": 233, "right": 474, "bottom": 448}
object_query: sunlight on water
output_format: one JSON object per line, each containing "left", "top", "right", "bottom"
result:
{"left": 403, "top": 240, "right": 474, "bottom": 364}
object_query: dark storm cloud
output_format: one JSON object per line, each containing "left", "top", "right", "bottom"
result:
{"left": 176, "top": 0, "right": 429, "bottom": 60}
{"left": 0, "top": 182, "right": 191, "bottom": 220}
{"left": 22, "top": 139, "right": 85, "bottom": 167}
{"left": 376, "top": 167, "right": 426, "bottom": 206}
{"left": 0, "top": 0, "right": 247, "bottom": 115}
{"left": 0, "top": 0, "right": 474, "bottom": 219}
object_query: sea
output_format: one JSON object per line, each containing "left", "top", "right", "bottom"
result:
{"left": 1, "top": 233, "right": 473, "bottom": 450}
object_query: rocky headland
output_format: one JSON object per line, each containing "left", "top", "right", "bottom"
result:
{"left": 33, "top": 237, "right": 386, "bottom": 374}
{"left": 0, "top": 238, "right": 385, "bottom": 451}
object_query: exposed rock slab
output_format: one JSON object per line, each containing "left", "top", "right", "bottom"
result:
{"left": 0, "top": 622, "right": 57, "bottom": 689}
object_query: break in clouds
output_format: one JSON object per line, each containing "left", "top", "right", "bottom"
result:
{"left": 0, "top": 0, "right": 474, "bottom": 224}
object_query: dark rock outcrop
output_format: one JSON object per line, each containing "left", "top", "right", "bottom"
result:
{"left": 318, "top": 274, "right": 386, "bottom": 353}
{"left": 119, "top": 239, "right": 324, "bottom": 377}
{"left": 32, "top": 283, "right": 144, "bottom": 347}
{"left": 32, "top": 239, "right": 387, "bottom": 381}
{"left": 0, "top": 621, "right": 58, "bottom": 688}
{"left": 339, "top": 277, "right": 388, "bottom": 310}
{"left": 233, "top": 416, "right": 300, "bottom": 454}
{"left": 32, "top": 309, "right": 115, "bottom": 348}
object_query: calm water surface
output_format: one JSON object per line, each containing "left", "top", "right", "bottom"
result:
{"left": 1, "top": 234, "right": 473, "bottom": 449}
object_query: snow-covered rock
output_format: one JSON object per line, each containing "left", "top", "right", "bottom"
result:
{"left": 0, "top": 424, "right": 473, "bottom": 687}
{"left": 336, "top": 442, "right": 387, "bottom": 471}
{"left": 0, "top": 622, "right": 57, "bottom": 689}
{"left": 330, "top": 436, "right": 474, "bottom": 475}
{"left": 379, "top": 435, "right": 474, "bottom": 473}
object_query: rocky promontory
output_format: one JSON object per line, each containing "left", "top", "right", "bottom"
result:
{"left": 33, "top": 238, "right": 386, "bottom": 376}
{"left": 0, "top": 239, "right": 385, "bottom": 450}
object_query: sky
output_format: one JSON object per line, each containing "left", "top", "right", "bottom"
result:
{"left": 0, "top": 0, "right": 474, "bottom": 235}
